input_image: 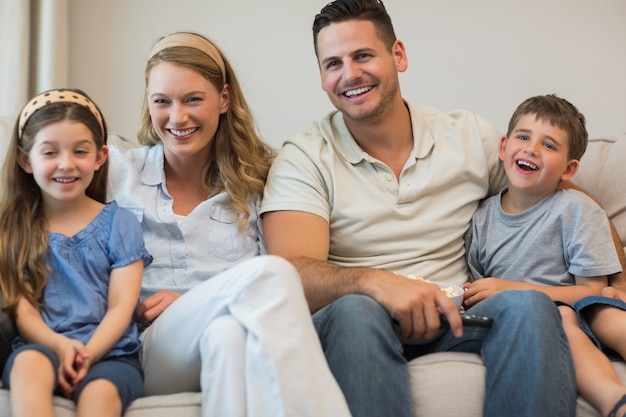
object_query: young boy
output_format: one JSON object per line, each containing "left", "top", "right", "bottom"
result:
{"left": 464, "top": 94, "right": 626, "bottom": 417}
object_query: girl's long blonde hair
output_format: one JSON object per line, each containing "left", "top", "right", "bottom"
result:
{"left": 138, "top": 33, "right": 275, "bottom": 232}
{"left": 0, "top": 91, "right": 109, "bottom": 314}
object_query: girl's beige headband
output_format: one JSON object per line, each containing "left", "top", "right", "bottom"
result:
{"left": 148, "top": 32, "right": 227, "bottom": 84}
{"left": 18, "top": 89, "right": 105, "bottom": 139}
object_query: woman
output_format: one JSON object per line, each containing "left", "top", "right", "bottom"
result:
{"left": 108, "top": 32, "right": 351, "bottom": 417}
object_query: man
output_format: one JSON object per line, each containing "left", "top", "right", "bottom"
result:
{"left": 261, "top": 0, "right": 577, "bottom": 416}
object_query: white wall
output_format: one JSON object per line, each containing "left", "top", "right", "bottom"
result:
{"left": 69, "top": 0, "right": 626, "bottom": 148}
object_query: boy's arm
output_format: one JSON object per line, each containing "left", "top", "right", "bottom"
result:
{"left": 561, "top": 179, "right": 626, "bottom": 286}
{"left": 85, "top": 259, "right": 143, "bottom": 362}
{"left": 463, "top": 275, "right": 607, "bottom": 307}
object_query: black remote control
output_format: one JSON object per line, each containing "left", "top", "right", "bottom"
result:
{"left": 440, "top": 313, "right": 493, "bottom": 328}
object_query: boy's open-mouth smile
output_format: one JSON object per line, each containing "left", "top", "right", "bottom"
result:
{"left": 516, "top": 159, "right": 538, "bottom": 171}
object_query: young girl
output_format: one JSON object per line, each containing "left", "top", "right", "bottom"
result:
{"left": 0, "top": 89, "right": 152, "bottom": 417}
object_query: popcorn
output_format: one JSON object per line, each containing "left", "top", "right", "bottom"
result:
{"left": 439, "top": 285, "right": 463, "bottom": 297}
{"left": 408, "top": 275, "right": 462, "bottom": 297}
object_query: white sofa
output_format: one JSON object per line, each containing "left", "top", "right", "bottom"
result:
{"left": 1, "top": 114, "right": 625, "bottom": 416}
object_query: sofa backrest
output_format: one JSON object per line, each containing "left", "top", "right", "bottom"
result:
{"left": 572, "top": 135, "right": 626, "bottom": 247}
{"left": 0, "top": 115, "right": 624, "bottom": 246}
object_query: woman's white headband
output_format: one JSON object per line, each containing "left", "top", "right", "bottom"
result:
{"left": 18, "top": 89, "right": 104, "bottom": 139}
{"left": 148, "top": 32, "right": 227, "bottom": 84}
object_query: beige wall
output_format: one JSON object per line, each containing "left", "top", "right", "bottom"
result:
{"left": 69, "top": 0, "right": 626, "bottom": 148}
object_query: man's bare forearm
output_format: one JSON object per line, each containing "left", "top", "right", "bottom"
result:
{"left": 287, "top": 256, "right": 372, "bottom": 313}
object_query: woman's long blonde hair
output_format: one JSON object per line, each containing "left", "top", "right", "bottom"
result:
{"left": 138, "top": 32, "right": 275, "bottom": 232}
{"left": 0, "top": 91, "right": 109, "bottom": 314}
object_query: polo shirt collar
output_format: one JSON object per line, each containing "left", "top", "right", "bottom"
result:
{"left": 407, "top": 102, "right": 435, "bottom": 160}
{"left": 330, "top": 111, "right": 363, "bottom": 164}
{"left": 331, "top": 101, "right": 435, "bottom": 164}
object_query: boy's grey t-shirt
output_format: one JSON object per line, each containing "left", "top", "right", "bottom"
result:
{"left": 466, "top": 188, "right": 622, "bottom": 285}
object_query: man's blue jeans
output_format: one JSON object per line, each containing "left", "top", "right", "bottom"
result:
{"left": 312, "top": 290, "right": 576, "bottom": 417}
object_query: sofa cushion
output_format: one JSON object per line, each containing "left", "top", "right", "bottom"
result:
{"left": 0, "top": 390, "right": 202, "bottom": 417}
{"left": 409, "top": 352, "right": 485, "bottom": 415}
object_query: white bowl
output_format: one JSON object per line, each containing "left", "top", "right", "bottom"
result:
{"left": 433, "top": 282, "right": 464, "bottom": 309}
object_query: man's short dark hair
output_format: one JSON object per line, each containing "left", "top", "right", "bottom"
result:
{"left": 313, "top": 0, "right": 397, "bottom": 57}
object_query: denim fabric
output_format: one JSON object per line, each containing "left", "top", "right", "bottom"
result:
{"left": 3, "top": 345, "right": 143, "bottom": 411}
{"left": 436, "top": 290, "right": 577, "bottom": 417}
{"left": 314, "top": 291, "right": 577, "bottom": 417}
{"left": 313, "top": 295, "right": 412, "bottom": 417}
{"left": 574, "top": 295, "right": 626, "bottom": 360}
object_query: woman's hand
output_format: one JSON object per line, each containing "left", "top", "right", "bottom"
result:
{"left": 135, "top": 290, "right": 182, "bottom": 325}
